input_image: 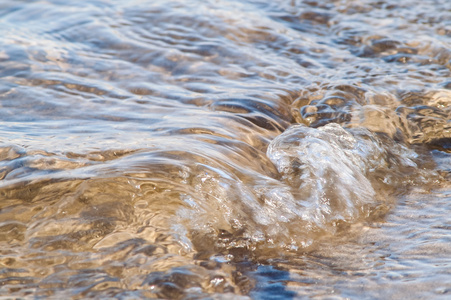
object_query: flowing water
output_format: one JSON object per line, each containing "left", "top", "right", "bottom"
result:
{"left": 0, "top": 0, "right": 450, "bottom": 298}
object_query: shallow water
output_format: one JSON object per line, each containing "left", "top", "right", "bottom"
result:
{"left": 0, "top": 0, "right": 450, "bottom": 298}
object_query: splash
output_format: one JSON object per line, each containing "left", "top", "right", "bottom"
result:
{"left": 181, "top": 123, "right": 432, "bottom": 254}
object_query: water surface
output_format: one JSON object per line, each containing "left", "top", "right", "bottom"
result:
{"left": 0, "top": 0, "right": 450, "bottom": 298}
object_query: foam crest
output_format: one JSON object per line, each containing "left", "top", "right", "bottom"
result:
{"left": 268, "top": 123, "right": 377, "bottom": 223}
{"left": 260, "top": 123, "right": 431, "bottom": 250}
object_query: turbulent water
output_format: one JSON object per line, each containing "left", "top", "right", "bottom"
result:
{"left": 0, "top": 0, "right": 450, "bottom": 298}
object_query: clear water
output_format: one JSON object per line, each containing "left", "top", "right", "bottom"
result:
{"left": 0, "top": 0, "right": 450, "bottom": 299}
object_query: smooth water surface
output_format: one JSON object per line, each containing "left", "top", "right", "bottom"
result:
{"left": 0, "top": 0, "right": 450, "bottom": 298}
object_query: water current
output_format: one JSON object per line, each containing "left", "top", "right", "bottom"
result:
{"left": 0, "top": 0, "right": 450, "bottom": 298}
